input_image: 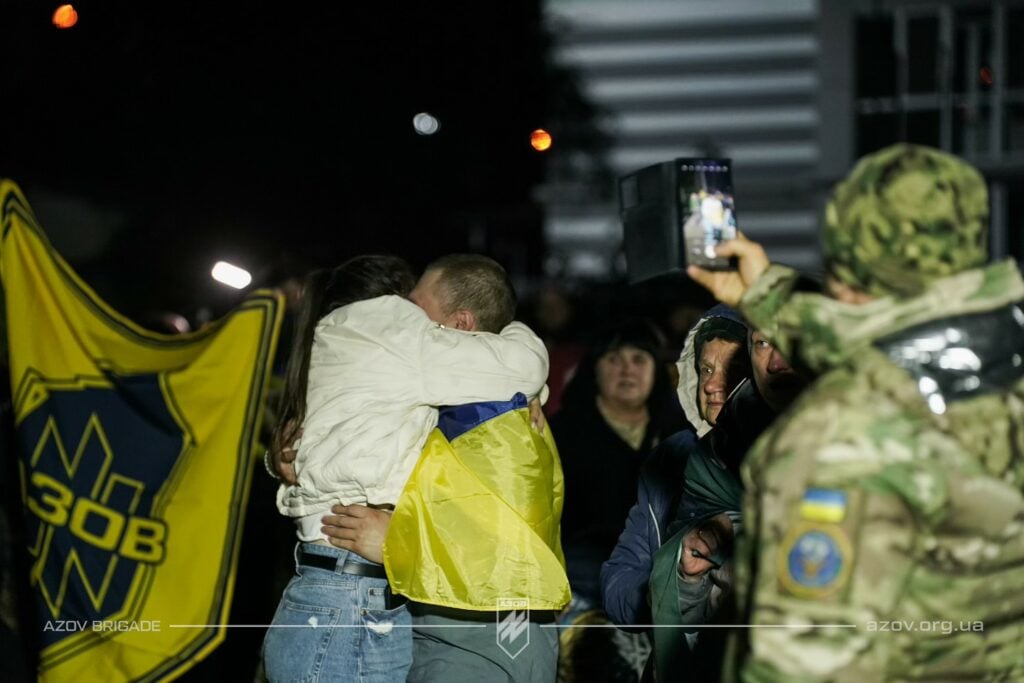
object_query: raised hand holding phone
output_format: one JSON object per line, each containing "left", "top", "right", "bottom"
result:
{"left": 678, "top": 159, "right": 737, "bottom": 271}
{"left": 686, "top": 233, "right": 770, "bottom": 307}
{"left": 620, "top": 157, "right": 740, "bottom": 283}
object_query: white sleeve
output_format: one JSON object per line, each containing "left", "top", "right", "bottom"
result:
{"left": 417, "top": 321, "right": 549, "bottom": 406}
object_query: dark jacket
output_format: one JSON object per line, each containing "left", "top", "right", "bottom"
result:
{"left": 553, "top": 397, "right": 680, "bottom": 551}
{"left": 601, "top": 380, "right": 775, "bottom": 627}
{"left": 599, "top": 429, "right": 695, "bottom": 625}
{"left": 551, "top": 398, "right": 685, "bottom": 603}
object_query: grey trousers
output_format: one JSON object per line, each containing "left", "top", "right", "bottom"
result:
{"left": 406, "top": 603, "right": 559, "bottom": 683}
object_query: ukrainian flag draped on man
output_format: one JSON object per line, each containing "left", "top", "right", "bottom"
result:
{"left": 0, "top": 180, "right": 282, "bottom": 682}
{"left": 384, "top": 395, "right": 571, "bottom": 611}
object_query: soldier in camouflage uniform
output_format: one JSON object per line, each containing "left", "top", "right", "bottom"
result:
{"left": 688, "top": 144, "right": 1024, "bottom": 681}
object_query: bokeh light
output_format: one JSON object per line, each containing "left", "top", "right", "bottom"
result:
{"left": 211, "top": 261, "right": 252, "bottom": 289}
{"left": 52, "top": 4, "right": 78, "bottom": 29}
{"left": 530, "top": 129, "right": 552, "bottom": 152}
{"left": 413, "top": 112, "right": 440, "bottom": 135}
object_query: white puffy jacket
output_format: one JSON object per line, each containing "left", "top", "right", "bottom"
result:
{"left": 276, "top": 294, "right": 548, "bottom": 538}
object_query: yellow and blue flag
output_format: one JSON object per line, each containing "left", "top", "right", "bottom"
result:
{"left": 799, "top": 488, "right": 848, "bottom": 524}
{"left": 383, "top": 394, "right": 570, "bottom": 611}
{"left": 0, "top": 180, "right": 282, "bottom": 682}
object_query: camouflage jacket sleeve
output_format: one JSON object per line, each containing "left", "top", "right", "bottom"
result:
{"left": 741, "top": 259, "right": 1024, "bottom": 377}
{"left": 733, "top": 354, "right": 1024, "bottom": 683}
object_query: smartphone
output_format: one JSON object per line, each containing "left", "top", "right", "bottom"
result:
{"left": 678, "top": 158, "right": 736, "bottom": 270}
{"left": 620, "top": 157, "right": 737, "bottom": 283}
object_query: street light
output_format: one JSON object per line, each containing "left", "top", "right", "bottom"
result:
{"left": 211, "top": 261, "right": 252, "bottom": 289}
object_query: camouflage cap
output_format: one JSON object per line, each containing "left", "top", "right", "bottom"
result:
{"left": 823, "top": 144, "right": 989, "bottom": 298}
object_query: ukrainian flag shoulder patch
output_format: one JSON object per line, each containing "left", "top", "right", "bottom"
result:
{"left": 799, "top": 488, "right": 848, "bottom": 524}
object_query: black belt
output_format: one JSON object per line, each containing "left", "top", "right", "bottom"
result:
{"left": 298, "top": 550, "right": 387, "bottom": 579}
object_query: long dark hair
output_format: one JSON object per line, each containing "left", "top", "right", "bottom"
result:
{"left": 273, "top": 254, "right": 416, "bottom": 451}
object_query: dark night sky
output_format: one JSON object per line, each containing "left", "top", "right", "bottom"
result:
{"left": 0, "top": 1, "right": 550, "bottom": 320}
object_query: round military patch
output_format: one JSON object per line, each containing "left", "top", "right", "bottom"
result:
{"left": 778, "top": 523, "right": 852, "bottom": 599}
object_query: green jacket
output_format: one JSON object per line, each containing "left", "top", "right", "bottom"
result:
{"left": 649, "top": 433, "right": 743, "bottom": 681}
{"left": 728, "top": 259, "right": 1024, "bottom": 682}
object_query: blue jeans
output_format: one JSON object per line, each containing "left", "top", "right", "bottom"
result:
{"left": 262, "top": 543, "right": 412, "bottom": 683}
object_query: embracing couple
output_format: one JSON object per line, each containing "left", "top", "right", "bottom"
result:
{"left": 261, "top": 253, "right": 570, "bottom": 683}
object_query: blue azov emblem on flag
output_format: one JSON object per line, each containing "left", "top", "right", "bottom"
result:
{"left": 18, "top": 372, "right": 188, "bottom": 647}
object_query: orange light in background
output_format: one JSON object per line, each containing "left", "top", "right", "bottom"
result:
{"left": 980, "top": 66, "right": 994, "bottom": 86}
{"left": 52, "top": 4, "right": 78, "bottom": 29}
{"left": 530, "top": 129, "right": 552, "bottom": 152}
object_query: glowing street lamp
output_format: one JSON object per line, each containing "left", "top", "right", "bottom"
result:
{"left": 53, "top": 4, "right": 78, "bottom": 29}
{"left": 211, "top": 261, "right": 252, "bottom": 289}
{"left": 530, "top": 129, "right": 552, "bottom": 152}
{"left": 413, "top": 112, "right": 440, "bottom": 135}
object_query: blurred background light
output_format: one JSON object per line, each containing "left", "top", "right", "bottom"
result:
{"left": 52, "top": 4, "right": 77, "bottom": 29}
{"left": 211, "top": 261, "right": 252, "bottom": 289}
{"left": 530, "top": 128, "right": 552, "bottom": 151}
{"left": 413, "top": 112, "right": 440, "bottom": 135}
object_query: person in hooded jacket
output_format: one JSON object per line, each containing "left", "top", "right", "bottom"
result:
{"left": 601, "top": 304, "right": 807, "bottom": 681}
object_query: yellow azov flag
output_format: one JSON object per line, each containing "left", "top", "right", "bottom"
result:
{"left": 383, "top": 396, "right": 571, "bottom": 611}
{"left": 0, "top": 180, "right": 283, "bottom": 682}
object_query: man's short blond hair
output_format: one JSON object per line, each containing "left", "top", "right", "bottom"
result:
{"left": 425, "top": 254, "right": 516, "bottom": 333}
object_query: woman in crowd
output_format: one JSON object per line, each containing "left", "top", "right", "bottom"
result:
{"left": 552, "top": 320, "right": 687, "bottom": 608}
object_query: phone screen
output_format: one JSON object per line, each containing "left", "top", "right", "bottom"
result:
{"left": 678, "top": 159, "right": 736, "bottom": 270}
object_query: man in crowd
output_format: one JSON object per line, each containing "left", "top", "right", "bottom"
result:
{"left": 689, "top": 144, "right": 1024, "bottom": 681}
{"left": 748, "top": 329, "right": 805, "bottom": 415}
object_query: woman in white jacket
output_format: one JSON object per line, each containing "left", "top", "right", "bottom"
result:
{"left": 261, "top": 254, "right": 548, "bottom": 683}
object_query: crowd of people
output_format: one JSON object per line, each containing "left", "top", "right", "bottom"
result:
{"left": 258, "top": 143, "right": 1024, "bottom": 683}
